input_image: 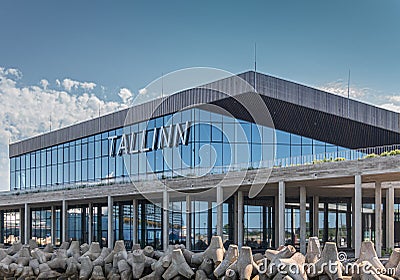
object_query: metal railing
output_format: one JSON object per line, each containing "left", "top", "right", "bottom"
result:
{"left": 4, "top": 143, "right": 400, "bottom": 195}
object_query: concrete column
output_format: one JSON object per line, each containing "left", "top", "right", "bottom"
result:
{"left": 233, "top": 194, "right": 238, "bottom": 244}
{"left": 107, "top": 196, "right": 113, "bottom": 249}
{"left": 313, "top": 195, "right": 319, "bottom": 237}
{"left": 354, "top": 174, "right": 362, "bottom": 258}
{"left": 24, "top": 203, "right": 30, "bottom": 244}
{"left": 216, "top": 186, "right": 223, "bottom": 237}
{"left": 375, "top": 182, "right": 382, "bottom": 257}
{"left": 300, "top": 186, "right": 307, "bottom": 254}
{"left": 386, "top": 184, "right": 395, "bottom": 250}
{"left": 62, "top": 200, "right": 68, "bottom": 243}
{"left": 185, "top": 195, "right": 191, "bottom": 250}
{"left": 352, "top": 196, "right": 355, "bottom": 249}
{"left": 237, "top": 191, "right": 244, "bottom": 248}
{"left": 132, "top": 198, "right": 137, "bottom": 244}
{"left": 0, "top": 210, "right": 3, "bottom": 244}
{"left": 51, "top": 205, "right": 56, "bottom": 245}
{"left": 163, "top": 189, "right": 169, "bottom": 251}
{"left": 88, "top": 203, "right": 93, "bottom": 245}
{"left": 19, "top": 207, "right": 24, "bottom": 243}
{"left": 278, "top": 181, "right": 285, "bottom": 246}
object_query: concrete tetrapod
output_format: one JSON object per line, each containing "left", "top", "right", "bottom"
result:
{"left": 274, "top": 252, "right": 307, "bottom": 280}
{"left": 67, "top": 241, "right": 81, "bottom": 259}
{"left": 92, "top": 247, "right": 113, "bottom": 267}
{"left": 223, "top": 268, "right": 238, "bottom": 280}
{"left": 81, "top": 242, "right": 102, "bottom": 261}
{"left": 228, "top": 246, "right": 259, "bottom": 280}
{"left": 31, "top": 248, "right": 47, "bottom": 264}
{"left": 198, "top": 257, "right": 214, "bottom": 277}
{"left": 81, "top": 243, "right": 90, "bottom": 255}
{"left": 192, "top": 236, "right": 225, "bottom": 266}
{"left": 37, "top": 263, "right": 61, "bottom": 279}
{"left": 266, "top": 245, "right": 297, "bottom": 261}
{"left": 79, "top": 255, "right": 94, "bottom": 280}
{"left": 265, "top": 246, "right": 297, "bottom": 278}
{"left": 7, "top": 241, "right": 22, "bottom": 255}
{"left": 128, "top": 249, "right": 146, "bottom": 279}
{"left": 307, "top": 242, "right": 343, "bottom": 280}
{"left": 162, "top": 249, "right": 194, "bottom": 280}
{"left": 306, "top": 237, "right": 321, "bottom": 264}
{"left": 90, "top": 265, "right": 106, "bottom": 280}
{"left": 356, "top": 242, "right": 385, "bottom": 272}
{"left": 214, "top": 244, "right": 239, "bottom": 278}
{"left": 47, "top": 249, "right": 68, "bottom": 271}
{"left": 29, "top": 258, "right": 40, "bottom": 276}
{"left": 117, "top": 258, "right": 132, "bottom": 280}
{"left": 385, "top": 248, "right": 400, "bottom": 271}
{"left": 139, "top": 256, "right": 166, "bottom": 280}
{"left": 143, "top": 246, "right": 155, "bottom": 258}
{"left": 195, "top": 269, "right": 211, "bottom": 280}
{"left": 65, "top": 256, "right": 80, "bottom": 278}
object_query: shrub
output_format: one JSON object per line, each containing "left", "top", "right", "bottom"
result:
{"left": 364, "top": 153, "right": 378, "bottom": 158}
{"left": 334, "top": 157, "right": 346, "bottom": 161}
{"left": 389, "top": 149, "right": 400, "bottom": 156}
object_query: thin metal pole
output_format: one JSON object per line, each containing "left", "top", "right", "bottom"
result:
{"left": 347, "top": 69, "right": 351, "bottom": 117}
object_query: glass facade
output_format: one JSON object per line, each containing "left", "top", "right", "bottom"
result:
{"left": 1, "top": 209, "right": 20, "bottom": 245}
{"left": 244, "top": 197, "right": 274, "bottom": 249}
{"left": 10, "top": 108, "right": 350, "bottom": 190}
{"left": 7, "top": 106, "right": 382, "bottom": 251}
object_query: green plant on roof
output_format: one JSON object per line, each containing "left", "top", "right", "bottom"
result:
{"left": 389, "top": 149, "right": 400, "bottom": 156}
{"left": 364, "top": 153, "right": 378, "bottom": 158}
{"left": 334, "top": 157, "right": 345, "bottom": 161}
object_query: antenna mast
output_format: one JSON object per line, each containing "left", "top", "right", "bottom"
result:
{"left": 254, "top": 43, "right": 257, "bottom": 92}
{"left": 161, "top": 72, "right": 164, "bottom": 98}
{"left": 347, "top": 69, "right": 351, "bottom": 118}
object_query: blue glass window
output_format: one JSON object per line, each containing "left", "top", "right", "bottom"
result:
{"left": 51, "top": 148, "right": 57, "bottom": 165}
{"left": 101, "top": 157, "right": 108, "bottom": 179}
{"left": 276, "top": 130, "right": 290, "bottom": 145}
{"left": 251, "top": 124, "right": 262, "bottom": 144}
{"left": 69, "top": 145, "right": 76, "bottom": 162}
{"left": 82, "top": 160, "right": 88, "bottom": 181}
{"left": 88, "top": 142, "right": 95, "bottom": 159}
{"left": 63, "top": 146, "right": 69, "bottom": 163}
{"left": 211, "top": 123, "right": 223, "bottom": 142}
{"left": 88, "top": 159, "right": 95, "bottom": 181}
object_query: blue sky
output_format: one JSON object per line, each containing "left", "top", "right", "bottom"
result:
{"left": 1, "top": 0, "right": 399, "bottom": 97}
{"left": 0, "top": 0, "right": 399, "bottom": 190}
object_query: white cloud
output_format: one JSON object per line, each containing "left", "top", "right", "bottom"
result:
{"left": 5, "top": 68, "right": 22, "bottom": 79}
{"left": 81, "top": 82, "right": 96, "bottom": 91}
{"left": 118, "top": 88, "right": 133, "bottom": 103}
{"left": 55, "top": 79, "right": 61, "bottom": 87}
{"left": 62, "top": 78, "right": 80, "bottom": 91}
{"left": 318, "top": 80, "right": 368, "bottom": 99}
{"left": 0, "top": 67, "right": 126, "bottom": 191}
{"left": 379, "top": 103, "right": 400, "bottom": 113}
{"left": 40, "top": 79, "right": 49, "bottom": 89}
{"left": 386, "top": 95, "right": 400, "bottom": 103}
{"left": 139, "top": 88, "right": 147, "bottom": 95}
{"left": 62, "top": 78, "right": 96, "bottom": 92}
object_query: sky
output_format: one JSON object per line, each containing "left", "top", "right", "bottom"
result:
{"left": 0, "top": 0, "right": 399, "bottom": 190}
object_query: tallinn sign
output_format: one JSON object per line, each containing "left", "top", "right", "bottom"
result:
{"left": 108, "top": 121, "right": 191, "bottom": 157}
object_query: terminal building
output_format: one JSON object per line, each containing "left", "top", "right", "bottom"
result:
{"left": 1, "top": 71, "right": 400, "bottom": 257}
